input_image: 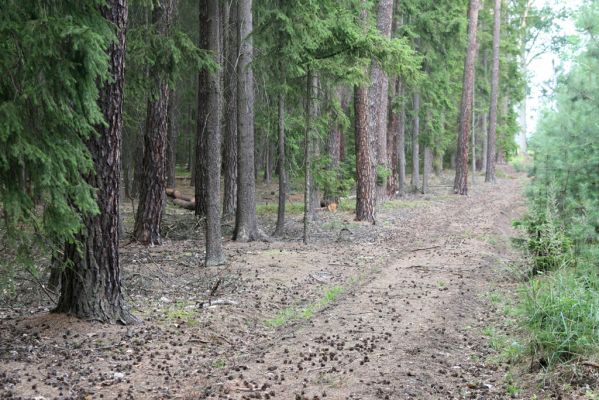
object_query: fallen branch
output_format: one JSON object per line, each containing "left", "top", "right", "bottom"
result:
{"left": 410, "top": 245, "right": 442, "bottom": 252}
{"left": 201, "top": 299, "right": 238, "bottom": 308}
{"left": 310, "top": 274, "right": 329, "bottom": 284}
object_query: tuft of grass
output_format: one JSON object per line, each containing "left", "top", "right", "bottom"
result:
{"left": 165, "top": 301, "right": 198, "bottom": 327}
{"left": 265, "top": 286, "right": 344, "bottom": 328}
{"left": 518, "top": 262, "right": 599, "bottom": 366}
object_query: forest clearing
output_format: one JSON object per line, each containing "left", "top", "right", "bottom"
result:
{"left": 3, "top": 0, "right": 599, "bottom": 399}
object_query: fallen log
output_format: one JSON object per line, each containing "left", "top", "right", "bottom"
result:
{"left": 165, "top": 188, "right": 194, "bottom": 203}
{"left": 173, "top": 198, "right": 195, "bottom": 211}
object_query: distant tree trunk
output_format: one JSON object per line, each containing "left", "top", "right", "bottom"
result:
{"left": 398, "top": 82, "right": 407, "bottom": 195}
{"left": 485, "top": 0, "right": 501, "bottom": 183}
{"left": 339, "top": 90, "right": 349, "bottom": 162}
{"left": 195, "top": 1, "right": 210, "bottom": 217}
{"left": 454, "top": 0, "right": 480, "bottom": 195}
{"left": 482, "top": 113, "right": 488, "bottom": 172}
{"left": 133, "top": 0, "right": 175, "bottom": 245}
{"left": 434, "top": 149, "right": 444, "bottom": 176}
{"left": 264, "top": 139, "right": 273, "bottom": 184}
{"left": 166, "top": 89, "right": 177, "bottom": 188}
{"left": 222, "top": 0, "right": 238, "bottom": 217}
{"left": 132, "top": 126, "right": 144, "bottom": 197}
{"left": 303, "top": 70, "right": 318, "bottom": 244}
{"left": 387, "top": 78, "right": 400, "bottom": 198}
{"left": 323, "top": 89, "right": 342, "bottom": 206}
{"left": 56, "top": 0, "right": 137, "bottom": 324}
{"left": 200, "top": 0, "right": 225, "bottom": 266}
{"left": 274, "top": 89, "right": 286, "bottom": 237}
{"left": 368, "top": 0, "right": 394, "bottom": 203}
{"left": 411, "top": 91, "right": 420, "bottom": 193}
{"left": 422, "top": 147, "right": 433, "bottom": 194}
{"left": 234, "top": 0, "right": 264, "bottom": 241}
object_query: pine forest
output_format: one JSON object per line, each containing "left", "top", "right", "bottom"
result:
{"left": 1, "top": 0, "right": 598, "bottom": 398}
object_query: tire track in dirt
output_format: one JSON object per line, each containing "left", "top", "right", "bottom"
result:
{"left": 214, "top": 175, "right": 527, "bottom": 400}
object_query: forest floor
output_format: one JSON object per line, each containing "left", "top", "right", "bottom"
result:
{"left": 2, "top": 166, "right": 586, "bottom": 399}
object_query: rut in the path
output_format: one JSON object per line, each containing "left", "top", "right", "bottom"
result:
{"left": 205, "top": 174, "right": 527, "bottom": 400}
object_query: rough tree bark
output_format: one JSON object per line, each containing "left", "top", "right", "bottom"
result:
{"left": 200, "top": 0, "right": 225, "bottom": 266}
{"left": 233, "top": 0, "right": 264, "bottom": 241}
{"left": 411, "top": 91, "right": 420, "bottom": 193}
{"left": 398, "top": 81, "right": 407, "bottom": 195}
{"left": 355, "top": 83, "right": 376, "bottom": 224}
{"left": 273, "top": 88, "right": 286, "bottom": 237}
{"left": 133, "top": 0, "right": 175, "bottom": 245}
{"left": 485, "top": 0, "right": 501, "bottom": 183}
{"left": 166, "top": 89, "right": 177, "bottom": 189}
{"left": 387, "top": 78, "right": 399, "bottom": 198}
{"left": 454, "top": 0, "right": 480, "bottom": 195}
{"left": 222, "top": 0, "right": 238, "bottom": 217}
{"left": 422, "top": 147, "right": 433, "bottom": 194}
{"left": 368, "top": 0, "right": 394, "bottom": 203}
{"left": 194, "top": 0, "right": 210, "bottom": 217}
{"left": 323, "top": 88, "right": 342, "bottom": 206}
{"left": 56, "top": 0, "right": 137, "bottom": 324}
{"left": 303, "top": 70, "right": 318, "bottom": 244}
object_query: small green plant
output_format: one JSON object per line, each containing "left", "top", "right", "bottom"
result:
{"left": 265, "top": 286, "right": 344, "bottom": 328}
{"left": 165, "top": 301, "right": 198, "bottom": 327}
{"left": 513, "top": 190, "right": 573, "bottom": 275}
{"left": 503, "top": 371, "right": 521, "bottom": 396}
{"left": 212, "top": 358, "right": 226, "bottom": 369}
{"left": 375, "top": 164, "right": 391, "bottom": 186}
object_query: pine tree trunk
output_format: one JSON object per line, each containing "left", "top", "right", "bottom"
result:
{"left": 454, "top": 0, "right": 480, "bottom": 195}
{"left": 234, "top": 0, "right": 264, "bottom": 241}
{"left": 387, "top": 77, "right": 400, "bottom": 198}
{"left": 133, "top": 0, "right": 175, "bottom": 245}
{"left": 422, "top": 147, "right": 433, "bottom": 194}
{"left": 195, "top": 0, "right": 210, "bottom": 217}
{"left": 323, "top": 88, "right": 342, "bottom": 206}
{"left": 355, "top": 84, "right": 375, "bottom": 224}
{"left": 201, "top": 0, "right": 225, "bottom": 266}
{"left": 56, "top": 0, "right": 136, "bottom": 324}
{"left": 166, "top": 90, "right": 177, "bottom": 189}
{"left": 485, "top": 0, "right": 501, "bottom": 183}
{"left": 398, "top": 82, "right": 407, "bottom": 195}
{"left": 303, "top": 70, "right": 318, "bottom": 244}
{"left": 339, "top": 90, "right": 348, "bottom": 162}
{"left": 411, "top": 91, "right": 420, "bottom": 193}
{"left": 274, "top": 89, "right": 286, "bottom": 237}
{"left": 482, "top": 113, "right": 488, "bottom": 173}
{"left": 368, "top": 0, "right": 394, "bottom": 203}
{"left": 222, "top": 0, "right": 238, "bottom": 217}
{"left": 132, "top": 125, "right": 144, "bottom": 198}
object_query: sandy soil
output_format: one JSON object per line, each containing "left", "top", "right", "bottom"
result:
{"left": 0, "top": 167, "right": 569, "bottom": 399}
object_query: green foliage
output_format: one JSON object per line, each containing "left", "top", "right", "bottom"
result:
{"left": 515, "top": 0, "right": 599, "bottom": 368}
{"left": 519, "top": 260, "right": 599, "bottom": 365}
{"left": 375, "top": 164, "right": 391, "bottom": 186}
{"left": 0, "top": 1, "right": 112, "bottom": 282}
{"left": 513, "top": 188, "right": 573, "bottom": 275}
{"left": 265, "top": 286, "right": 344, "bottom": 328}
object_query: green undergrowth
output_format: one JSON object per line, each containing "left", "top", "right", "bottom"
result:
{"left": 265, "top": 285, "right": 344, "bottom": 328}
{"left": 513, "top": 189, "right": 599, "bottom": 368}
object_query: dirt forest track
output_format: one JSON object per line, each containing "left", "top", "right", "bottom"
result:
{"left": 1, "top": 168, "right": 531, "bottom": 400}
